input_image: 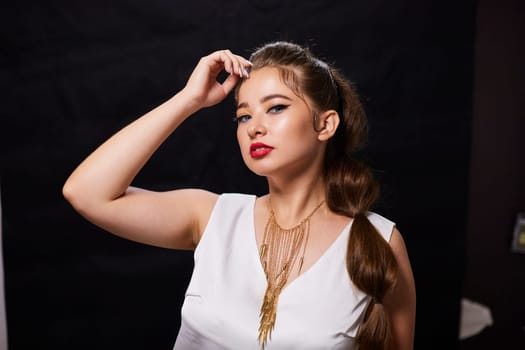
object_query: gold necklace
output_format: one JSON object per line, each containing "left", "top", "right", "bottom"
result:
{"left": 258, "top": 199, "right": 325, "bottom": 348}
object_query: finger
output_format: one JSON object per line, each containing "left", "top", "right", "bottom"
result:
{"left": 216, "top": 50, "right": 251, "bottom": 78}
{"left": 221, "top": 73, "right": 240, "bottom": 94}
{"left": 225, "top": 49, "right": 244, "bottom": 76}
{"left": 232, "top": 55, "right": 245, "bottom": 78}
{"left": 235, "top": 55, "right": 252, "bottom": 78}
{"left": 224, "top": 50, "right": 251, "bottom": 78}
{"left": 215, "top": 51, "right": 232, "bottom": 75}
{"left": 235, "top": 54, "right": 252, "bottom": 66}
{"left": 235, "top": 55, "right": 253, "bottom": 78}
{"left": 211, "top": 50, "right": 233, "bottom": 75}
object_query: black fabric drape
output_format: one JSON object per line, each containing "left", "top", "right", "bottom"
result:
{"left": 1, "top": 1, "right": 475, "bottom": 349}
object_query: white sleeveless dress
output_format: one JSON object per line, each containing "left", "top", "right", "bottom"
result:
{"left": 173, "top": 193, "right": 395, "bottom": 350}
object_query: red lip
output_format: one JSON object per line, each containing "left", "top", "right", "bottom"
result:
{"left": 250, "top": 142, "right": 273, "bottom": 158}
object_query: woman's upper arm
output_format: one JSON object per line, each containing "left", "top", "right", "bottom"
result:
{"left": 385, "top": 227, "right": 417, "bottom": 350}
{"left": 69, "top": 187, "right": 218, "bottom": 250}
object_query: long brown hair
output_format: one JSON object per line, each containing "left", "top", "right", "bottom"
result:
{"left": 239, "top": 41, "right": 398, "bottom": 349}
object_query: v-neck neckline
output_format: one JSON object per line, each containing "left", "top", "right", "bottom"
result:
{"left": 249, "top": 195, "right": 353, "bottom": 297}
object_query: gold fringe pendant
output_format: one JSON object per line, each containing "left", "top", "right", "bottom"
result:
{"left": 257, "top": 200, "right": 324, "bottom": 348}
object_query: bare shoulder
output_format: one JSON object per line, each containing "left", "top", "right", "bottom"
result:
{"left": 389, "top": 227, "right": 409, "bottom": 258}
{"left": 161, "top": 188, "right": 219, "bottom": 242}
{"left": 172, "top": 188, "right": 219, "bottom": 207}
{"left": 388, "top": 227, "right": 414, "bottom": 293}
{"left": 385, "top": 226, "right": 417, "bottom": 350}
{"left": 187, "top": 188, "right": 219, "bottom": 230}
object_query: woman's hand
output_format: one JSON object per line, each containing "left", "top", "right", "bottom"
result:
{"left": 182, "top": 49, "right": 252, "bottom": 109}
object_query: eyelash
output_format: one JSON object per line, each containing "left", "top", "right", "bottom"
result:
{"left": 268, "top": 104, "right": 289, "bottom": 114}
{"left": 234, "top": 115, "right": 251, "bottom": 123}
{"left": 234, "top": 104, "right": 290, "bottom": 123}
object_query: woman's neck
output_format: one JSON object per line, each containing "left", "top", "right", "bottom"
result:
{"left": 265, "top": 172, "right": 326, "bottom": 227}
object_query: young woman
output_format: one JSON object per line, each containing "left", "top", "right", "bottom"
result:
{"left": 63, "top": 41, "right": 416, "bottom": 350}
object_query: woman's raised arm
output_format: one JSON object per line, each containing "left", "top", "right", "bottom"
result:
{"left": 62, "top": 50, "right": 252, "bottom": 250}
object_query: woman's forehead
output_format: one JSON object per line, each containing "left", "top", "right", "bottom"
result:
{"left": 237, "top": 67, "right": 300, "bottom": 101}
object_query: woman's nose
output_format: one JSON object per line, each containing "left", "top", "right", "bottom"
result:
{"left": 247, "top": 119, "right": 267, "bottom": 138}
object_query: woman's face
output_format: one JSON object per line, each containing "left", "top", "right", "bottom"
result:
{"left": 235, "top": 67, "right": 324, "bottom": 178}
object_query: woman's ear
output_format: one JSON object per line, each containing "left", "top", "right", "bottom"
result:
{"left": 316, "top": 110, "right": 340, "bottom": 141}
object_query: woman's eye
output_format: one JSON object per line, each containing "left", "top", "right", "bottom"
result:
{"left": 235, "top": 114, "right": 251, "bottom": 123}
{"left": 268, "top": 104, "right": 289, "bottom": 114}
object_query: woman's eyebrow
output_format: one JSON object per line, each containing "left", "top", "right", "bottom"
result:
{"left": 237, "top": 94, "right": 292, "bottom": 110}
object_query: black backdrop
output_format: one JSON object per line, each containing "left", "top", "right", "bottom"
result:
{"left": 1, "top": 1, "right": 476, "bottom": 349}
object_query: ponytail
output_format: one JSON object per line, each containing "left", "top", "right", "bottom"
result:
{"left": 347, "top": 214, "right": 397, "bottom": 349}
{"left": 325, "top": 71, "right": 398, "bottom": 349}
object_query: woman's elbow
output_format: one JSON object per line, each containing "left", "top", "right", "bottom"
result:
{"left": 62, "top": 176, "right": 91, "bottom": 213}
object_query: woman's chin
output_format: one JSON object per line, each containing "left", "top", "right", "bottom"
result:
{"left": 245, "top": 166, "right": 270, "bottom": 177}
{"left": 243, "top": 161, "right": 276, "bottom": 177}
